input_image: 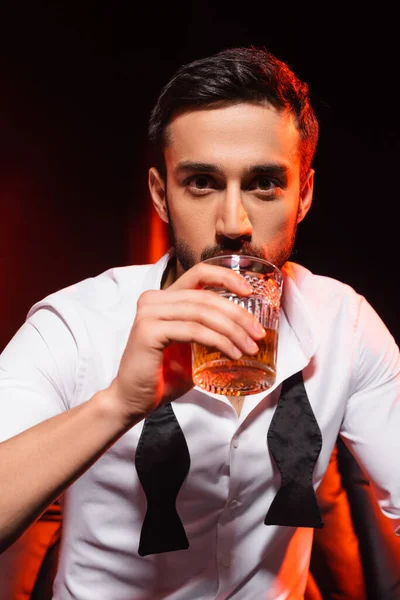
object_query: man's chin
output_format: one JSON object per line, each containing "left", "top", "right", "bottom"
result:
{"left": 174, "top": 241, "right": 291, "bottom": 272}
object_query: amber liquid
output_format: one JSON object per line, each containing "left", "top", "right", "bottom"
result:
{"left": 192, "top": 328, "right": 278, "bottom": 396}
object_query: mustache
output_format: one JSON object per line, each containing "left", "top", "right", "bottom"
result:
{"left": 200, "top": 241, "right": 266, "bottom": 262}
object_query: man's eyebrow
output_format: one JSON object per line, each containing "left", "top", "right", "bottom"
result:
{"left": 244, "top": 164, "right": 289, "bottom": 177}
{"left": 174, "top": 161, "right": 223, "bottom": 175}
{"left": 174, "top": 161, "right": 289, "bottom": 177}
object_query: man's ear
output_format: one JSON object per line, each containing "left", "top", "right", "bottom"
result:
{"left": 297, "top": 168, "right": 314, "bottom": 223}
{"left": 148, "top": 167, "right": 169, "bottom": 223}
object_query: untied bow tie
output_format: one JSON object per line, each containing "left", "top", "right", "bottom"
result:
{"left": 134, "top": 370, "right": 323, "bottom": 556}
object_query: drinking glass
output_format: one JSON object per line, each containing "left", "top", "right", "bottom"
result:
{"left": 192, "top": 254, "right": 283, "bottom": 396}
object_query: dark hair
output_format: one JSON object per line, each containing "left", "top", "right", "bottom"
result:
{"left": 148, "top": 47, "right": 319, "bottom": 187}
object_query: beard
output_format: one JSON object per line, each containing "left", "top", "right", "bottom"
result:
{"left": 165, "top": 196, "right": 298, "bottom": 272}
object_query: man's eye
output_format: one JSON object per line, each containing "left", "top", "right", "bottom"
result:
{"left": 248, "top": 176, "right": 282, "bottom": 197}
{"left": 256, "top": 177, "right": 274, "bottom": 191}
{"left": 188, "top": 175, "right": 213, "bottom": 190}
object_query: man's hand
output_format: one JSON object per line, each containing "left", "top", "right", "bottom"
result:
{"left": 107, "top": 262, "right": 266, "bottom": 421}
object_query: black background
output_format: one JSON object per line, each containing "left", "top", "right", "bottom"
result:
{"left": 1, "top": 2, "right": 399, "bottom": 348}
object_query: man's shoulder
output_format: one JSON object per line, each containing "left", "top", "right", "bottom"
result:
{"left": 284, "top": 261, "right": 363, "bottom": 317}
{"left": 66, "top": 264, "right": 154, "bottom": 306}
{"left": 285, "top": 261, "right": 359, "bottom": 297}
{"left": 27, "top": 263, "right": 156, "bottom": 323}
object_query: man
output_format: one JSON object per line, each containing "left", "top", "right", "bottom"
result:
{"left": 0, "top": 47, "right": 399, "bottom": 599}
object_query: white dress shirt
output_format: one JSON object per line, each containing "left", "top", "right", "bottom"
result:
{"left": 0, "top": 252, "right": 399, "bottom": 600}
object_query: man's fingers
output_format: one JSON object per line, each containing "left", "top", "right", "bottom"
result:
{"left": 157, "top": 320, "right": 246, "bottom": 360}
{"left": 138, "top": 289, "right": 266, "bottom": 335}
{"left": 135, "top": 300, "right": 262, "bottom": 355}
{"left": 170, "top": 263, "right": 253, "bottom": 296}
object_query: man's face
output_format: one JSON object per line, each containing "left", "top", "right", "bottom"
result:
{"left": 149, "top": 101, "right": 313, "bottom": 275}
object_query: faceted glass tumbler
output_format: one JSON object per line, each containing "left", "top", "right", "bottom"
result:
{"left": 192, "top": 254, "right": 283, "bottom": 396}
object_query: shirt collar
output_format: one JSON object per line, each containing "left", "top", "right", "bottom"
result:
{"left": 140, "top": 249, "right": 175, "bottom": 293}
{"left": 281, "top": 261, "right": 320, "bottom": 361}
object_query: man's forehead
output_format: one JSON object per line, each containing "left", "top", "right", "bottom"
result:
{"left": 165, "top": 101, "right": 297, "bottom": 141}
{"left": 164, "top": 102, "right": 301, "bottom": 170}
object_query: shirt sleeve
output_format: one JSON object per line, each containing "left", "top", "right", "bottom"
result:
{"left": 0, "top": 304, "right": 82, "bottom": 443}
{"left": 340, "top": 295, "right": 400, "bottom": 534}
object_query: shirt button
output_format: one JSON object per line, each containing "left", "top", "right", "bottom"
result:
{"left": 229, "top": 499, "right": 238, "bottom": 509}
{"left": 232, "top": 437, "right": 239, "bottom": 448}
{"left": 220, "top": 555, "right": 231, "bottom": 568}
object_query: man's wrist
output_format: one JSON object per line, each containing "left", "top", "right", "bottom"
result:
{"left": 90, "top": 386, "right": 145, "bottom": 433}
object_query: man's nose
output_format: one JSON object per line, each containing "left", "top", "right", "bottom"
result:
{"left": 215, "top": 186, "right": 252, "bottom": 239}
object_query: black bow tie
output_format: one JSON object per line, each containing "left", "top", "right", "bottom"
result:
{"left": 135, "top": 371, "right": 323, "bottom": 556}
{"left": 135, "top": 403, "right": 190, "bottom": 557}
{"left": 265, "top": 370, "right": 324, "bottom": 528}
